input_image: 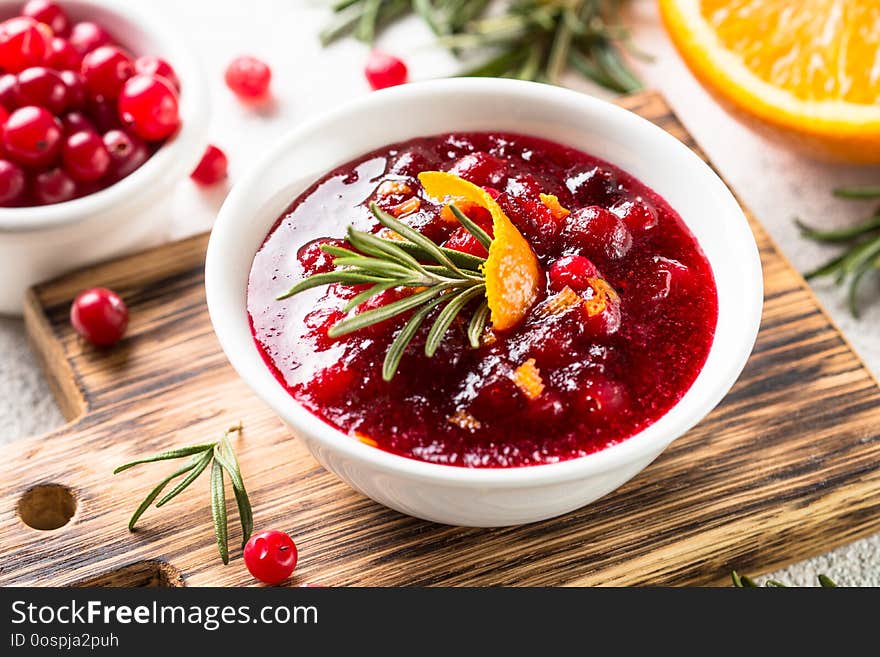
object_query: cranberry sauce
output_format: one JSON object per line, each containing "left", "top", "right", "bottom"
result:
{"left": 248, "top": 132, "right": 718, "bottom": 467}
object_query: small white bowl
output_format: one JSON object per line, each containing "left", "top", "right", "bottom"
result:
{"left": 0, "top": 0, "right": 209, "bottom": 315}
{"left": 206, "top": 78, "right": 762, "bottom": 527}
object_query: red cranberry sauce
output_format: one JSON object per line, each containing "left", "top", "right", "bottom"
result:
{"left": 248, "top": 133, "right": 718, "bottom": 468}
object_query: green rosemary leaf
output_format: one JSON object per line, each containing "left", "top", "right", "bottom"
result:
{"left": 343, "top": 280, "right": 401, "bottom": 313}
{"left": 329, "top": 285, "right": 451, "bottom": 337}
{"left": 764, "top": 579, "right": 787, "bottom": 587}
{"left": 113, "top": 445, "right": 214, "bottom": 474}
{"left": 276, "top": 270, "right": 391, "bottom": 300}
{"left": 395, "top": 241, "right": 486, "bottom": 270}
{"left": 211, "top": 457, "right": 229, "bottom": 565}
{"left": 731, "top": 571, "right": 760, "bottom": 587}
{"left": 467, "top": 300, "right": 490, "bottom": 348}
{"left": 413, "top": 0, "right": 443, "bottom": 35}
{"left": 382, "top": 295, "right": 447, "bottom": 381}
{"left": 354, "top": 0, "right": 381, "bottom": 42}
{"left": 126, "top": 456, "right": 202, "bottom": 531}
{"left": 319, "top": 2, "right": 363, "bottom": 45}
{"left": 425, "top": 285, "right": 486, "bottom": 357}
{"left": 518, "top": 42, "right": 543, "bottom": 81}
{"left": 841, "top": 236, "right": 880, "bottom": 276}
{"left": 154, "top": 448, "right": 214, "bottom": 508}
{"left": 594, "top": 42, "right": 642, "bottom": 93}
{"left": 219, "top": 427, "right": 253, "bottom": 545}
{"left": 804, "top": 251, "right": 849, "bottom": 280}
{"left": 346, "top": 227, "right": 432, "bottom": 275}
{"left": 330, "top": 255, "right": 416, "bottom": 279}
{"left": 796, "top": 215, "right": 880, "bottom": 243}
{"left": 833, "top": 186, "right": 880, "bottom": 200}
{"left": 449, "top": 204, "right": 492, "bottom": 250}
{"left": 546, "top": 10, "right": 574, "bottom": 83}
{"left": 458, "top": 47, "right": 526, "bottom": 78}
{"left": 320, "top": 244, "right": 361, "bottom": 259}
{"left": 818, "top": 574, "right": 838, "bottom": 588}
{"left": 848, "top": 262, "right": 872, "bottom": 318}
{"left": 568, "top": 49, "right": 618, "bottom": 90}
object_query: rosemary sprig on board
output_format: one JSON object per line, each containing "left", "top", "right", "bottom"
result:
{"left": 278, "top": 202, "right": 489, "bottom": 381}
{"left": 798, "top": 186, "right": 880, "bottom": 317}
{"left": 320, "top": 0, "right": 643, "bottom": 92}
{"left": 114, "top": 424, "right": 253, "bottom": 564}
{"left": 732, "top": 571, "right": 838, "bottom": 588}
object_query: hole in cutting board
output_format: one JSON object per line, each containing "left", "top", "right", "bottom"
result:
{"left": 73, "top": 561, "right": 185, "bottom": 587}
{"left": 17, "top": 484, "right": 76, "bottom": 530}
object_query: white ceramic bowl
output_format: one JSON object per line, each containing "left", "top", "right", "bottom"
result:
{"left": 206, "top": 78, "right": 762, "bottom": 527}
{"left": 0, "top": 0, "right": 209, "bottom": 315}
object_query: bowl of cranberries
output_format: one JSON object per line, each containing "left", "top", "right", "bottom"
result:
{"left": 206, "top": 78, "right": 762, "bottom": 526}
{"left": 0, "top": 0, "right": 208, "bottom": 314}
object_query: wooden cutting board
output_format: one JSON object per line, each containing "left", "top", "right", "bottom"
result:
{"left": 2, "top": 90, "right": 880, "bottom": 587}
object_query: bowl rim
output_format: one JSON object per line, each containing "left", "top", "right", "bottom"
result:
{"left": 0, "top": 0, "right": 209, "bottom": 233}
{"left": 206, "top": 78, "right": 763, "bottom": 488}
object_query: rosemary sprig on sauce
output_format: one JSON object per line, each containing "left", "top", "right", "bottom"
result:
{"left": 114, "top": 424, "right": 253, "bottom": 564}
{"left": 798, "top": 185, "right": 880, "bottom": 317}
{"left": 278, "top": 202, "right": 489, "bottom": 381}
{"left": 320, "top": 0, "right": 643, "bottom": 92}
{"left": 731, "top": 571, "right": 838, "bottom": 588}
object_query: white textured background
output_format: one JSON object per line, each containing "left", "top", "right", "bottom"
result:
{"left": 2, "top": 0, "right": 878, "bottom": 585}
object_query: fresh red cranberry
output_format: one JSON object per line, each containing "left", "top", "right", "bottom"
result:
{"left": 134, "top": 55, "right": 179, "bottom": 91}
{"left": 524, "top": 391, "right": 567, "bottom": 426}
{"left": 86, "top": 95, "right": 120, "bottom": 131}
{"left": 613, "top": 197, "right": 658, "bottom": 233}
{"left": 190, "top": 144, "right": 227, "bottom": 185}
{"left": 103, "top": 128, "right": 147, "bottom": 179}
{"left": 22, "top": 1, "right": 69, "bottom": 37}
{"left": 15, "top": 66, "right": 68, "bottom": 113}
{"left": 470, "top": 375, "right": 524, "bottom": 417}
{"left": 297, "top": 238, "right": 343, "bottom": 275}
{"left": 68, "top": 21, "right": 111, "bottom": 54}
{"left": 0, "top": 17, "right": 48, "bottom": 73}
{"left": 70, "top": 287, "right": 128, "bottom": 346}
{"left": 580, "top": 280, "right": 621, "bottom": 338}
{"left": 46, "top": 36, "right": 80, "bottom": 70}
{"left": 2, "top": 105, "right": 62, "bottom": 167}
{"left": 81, "top": 45, "right": 134, "bottom": 100}
{"left": 59, "top": 69, "right": 86, "bottom": 109}
{"left": 364, "top": 50, "right": 407, "bottom": 90}
{"left": 0, "top": 159, "right": 26, "bottom": 205}
{"left": 548, "top": 255, "right": 599, "bottom": 292}
{"left": 117, "top": 74, "right": 179, "bottom": 141}
{"left": 565, "top": 165, "right": 620, "bottom": 205}
{"left": 243, "top": 530, "right": 298, "bottom": 585}
{"left": 32, "top": 166, "right": 76, "bottom": 204}
{"left": 443, "top": 226, "right": 488, "bottom": 258}
{"left": 449, "top": 152, "right": 506, "bottom": 187}
{"left": 62, "top": 129, "right": 110, "bottom": 182}
{"left": 562, "top": 205, "right": 632, "bottom": 260}
{"left": 0, "top": 73, "right": 19, "bottom": 111}
{"left": 224, "top": 55, "right": 271, "bottom": 99}
{"left": 61, "top": 110, "right": 94, "bottom": 134}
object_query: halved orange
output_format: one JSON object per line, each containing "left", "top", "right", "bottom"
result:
{"left": 659, "top": 0, "right": 880, "bottom": 163}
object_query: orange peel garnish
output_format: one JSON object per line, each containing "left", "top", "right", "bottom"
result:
{"left": 584, "top": 278, "right": 619, "bottom": 317}
{"left": 418, "top": 171, "right": 541, "bottom": 331}
{"left": 539, "top": 193, "right": 570, "bottom": 220}
{"left": 388, "top": 197, "right": 420, "bottom": 217}
{"left": 536, "top": 286, "right": 581, "bottom": 317}
{"left": 376, "top": 180, "right": 413, "bottom": 197}
{"left": 440, "top": 199, "right": 484, "bottom": 224}
{"left": 511, "top": 358, "right": 544, "bottom": 400}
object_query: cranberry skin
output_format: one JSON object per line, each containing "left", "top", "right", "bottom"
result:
{"left": 32, "top": 166, "right": 76, "bottom": 204}
{"left": 81, "top": 46, "right": 134, "bottom": 100}
{"left": 0, "top": 17, "right": 47, "bottom": 73}
{"left": 243, "top": 530, "right": 298, "bottom": 585}
{"left": 87, "top": 95, "right": 120, "bottom": 131}
{"left": 449, "top": 152, "right": 506, "bottom": 187}
{"left": 443, "top": 226, "right": 488, "bottom": 258}
{"left": 562, "top": 206, "right": 632, "bottom": 260}
{"left": 190, "top": 144, "right": 227, "bottom": 185}
{"left": 0, "top": 159, "right": 26, "bottom": 205}
{"left": 70, "top": 287, "right": 128, "bottom": 346}
{"left": 3, "top": 105, "right": 62, "bottom": 167}
{"left": 613, "top": 197, "right": 658, "bottom": 234}
{"left": 16, "top": 67, "right": 68, "bottom": 113}
{"left": 68, "top": 21, "right": 111, "bottom": 54}
{"left": 62, "top": 130, "right": 110, "bottom": 182}
{"left": 61, "top": 110, "right": 94, "bottom": 135}
{"left": 548, "top": 255, "right": 599, "bottom": 292}
{"left": 297, "top": 238, "right": 343, "bottom": 275}
{"left": 22, "top": 1, "right": 70, "bottom": 37}
{"left": 224, "top": 55, "right": 271, "bottom": 99}
{"left": 0, "top": 73, "right": 19, "bottom": 110}
{"left": 364, "top": 50, "right": 407, "bottom": 90}
{"left": 47, "top": 36, "right": 82, "bottom": 70}
{"left": 134, "top": 55, "right": 179, "bottom": 91}
{"left": 103, "top": 129, "right": 147, "bottom": 180}
{"left": 577, "top": 378, "right": 628, "bottom": 418}
{"left": 58, "top": 70, "right": 86, "bottom": 109}
{"left": 117, "top": 74, "right": 179, "bottom": 141}
{"left": 565, "top": 166, "right": 620, "bottom": 205}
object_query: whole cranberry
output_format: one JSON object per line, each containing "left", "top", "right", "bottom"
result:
{"left": 562, "top": 206, "right": 632, "bottom": 261}
{"left": 243, "top": 530, "right": 298, "bottom": 585}
{"left": 3, "top": 105, "right": 62, "bottom": 167}
{"left": 22, "top": 1, "right": 70, "bottom": 37}
{"left": 565, "top": 165, "right": 620, "bottom": 205}
{"left": 81, "top": 45, "right": 134, "bottom": 100}
{"left": 70, "top": 287, "right": 128, "bottom": 346}
{"left": 16, "top": 66, "right": 69, "bottom": 113}
{"left": 103, "top": 128, "right": 148, "bottom": 179}
{"left": 580, "top": 279, "right": 622, "bottom": 337}
{"left": 224, "top": 55, "right": 271, "bottom": 99}
{"left": 134, "top": 55, "right": 179, "bottom": 91}
{"left": 68, "top": 21, "right": 111, "bottom": 54}
{"left": 62, "top": 130, "right": 110, "bottom": 182}
{"left": 577, "top": 378, "right": 628, "bottom": 418}
{"left": 32, "top": 167, "right": 77, "bottom": 204}
{"left": 548, "top": 255, "right": 600, "bottom": 292}
{"left": 0, "top": 159, "right": 26, "bottom": 206}
{"left": 117, "top": 74, "right": 179, "bottom": 141}
{"left": 364, "top": 50, "right": 407, "bottom": 90}
{"left": 449, "top": 152, "right": 506, "bottom": 187}
{"left": 46, "top": 36, "right": 82, "bottom": 70}
{"left": 86, "top": 95, "right": 120, "bottom": 132}
{"left": 443, "top": 226, "right": 488, "bottom": 258}
{"left": 0, "top": 73, "right": 19, "bottom": 111}
{"left": 61, "top": 110, "right": 95, "bottom": 134}
{"left": 297, "top": 238, "right": 343, "bottom": 275}
{"left": 190, "top": 144, "right": 227, "bottom": 186}
{"left": 613, "top": 197, "right": 658, "bottom": 233}
{"left": 59, "top": 70, "right": 86, "bottom": 109}
{"left": 0, "top": 17, "right": 48, "bottom": 73}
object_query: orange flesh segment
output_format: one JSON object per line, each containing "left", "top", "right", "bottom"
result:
{"left": 539, "top": 193, "right": 570, "bottom": 220}
{"left": 511, "top": 358, "right": 544, "bottom": 400}
{"left": 418, "top": 171, "right": 541, "bottom": 331}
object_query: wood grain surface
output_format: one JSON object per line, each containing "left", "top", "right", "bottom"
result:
{"left": 2, "top": 91, "right": 880, "bottom": 587}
